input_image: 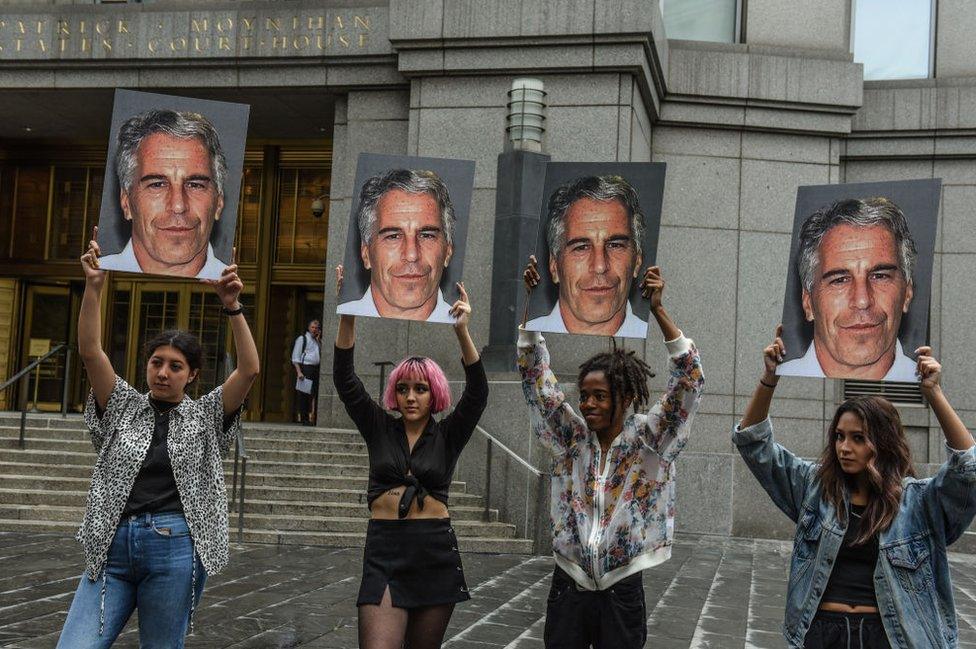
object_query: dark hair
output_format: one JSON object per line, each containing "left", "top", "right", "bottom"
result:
{"left": 356, "top": 168, "right": 456, "bottom": 246}
{"left": 816, "top": 396, "right": 915, "bottom": 545}
{"left": 547, "top": 175, "right": 644, "bottom": 257}
{"left": 117, "top": 109, "right": 227, "bottom": 197}
{"left": 144, "top": 330, "right": 204, "bottom": 377}
{"left": 577, "top": 349, "right": 655, "bottom": 420}
{"left": 796, "top": 197, "right": 917, "bottom": 293}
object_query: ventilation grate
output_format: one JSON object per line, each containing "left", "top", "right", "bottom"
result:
{"left": 843, "top": 380, "right": 924, "bottom": 405}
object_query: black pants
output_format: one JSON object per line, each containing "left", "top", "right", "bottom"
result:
{"left": 296, "top": 363, "right": 320, "bottom": 423}
{"left": 543, "top": 566, "right": 646, "bottom": 649}
{"left": 804, "top": 610, "right": 891, "bottom": 649}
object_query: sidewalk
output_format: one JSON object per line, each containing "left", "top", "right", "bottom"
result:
{"left": 2, "top": 532, "right": 976, "bottom": 648}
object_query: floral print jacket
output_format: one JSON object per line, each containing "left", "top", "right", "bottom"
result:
{"left": 518, "top": 329, "right": 704, "bottom": 590}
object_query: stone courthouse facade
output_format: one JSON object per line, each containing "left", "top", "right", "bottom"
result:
{"left": 0, "top": 0, "right": 974, "bottom": 543}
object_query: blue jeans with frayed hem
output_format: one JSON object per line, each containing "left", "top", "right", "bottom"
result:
{"left": 57, "top": 512, "right": 206, "bottom": 649}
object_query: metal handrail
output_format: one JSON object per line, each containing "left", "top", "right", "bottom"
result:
{"left": 474, "top": 425, "right": 543, "bottom": 478}
{"left": 471, "top": 424, "right": 547, "bottom": 550}
{"left": 229, "top": 424, "right": 248, "bottom": 543}
{"left": 0, "top": 343, "right": 71, "bottom": 448}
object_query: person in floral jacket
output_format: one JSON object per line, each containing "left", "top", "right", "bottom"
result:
{"left": 519, "top": 258, "right": 704, "bottom": 649}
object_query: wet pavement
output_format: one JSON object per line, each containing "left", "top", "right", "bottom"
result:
{"left": 3, "top": 532, "right": 976, "bottom": 648}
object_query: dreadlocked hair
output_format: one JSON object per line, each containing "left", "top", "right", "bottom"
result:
{"left": 577, "top": 349, "right": 655, "bottom": 418}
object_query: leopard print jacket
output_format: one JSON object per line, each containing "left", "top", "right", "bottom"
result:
{"left": 80, "top": 376, "right": 241, "bottom": 581}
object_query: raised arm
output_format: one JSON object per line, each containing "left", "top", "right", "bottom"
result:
{"left": 440, "top": 282, "right": 488, "bottom": 447}
{"left": 209, "top": 255, "right": 260, "bottom": 415}
{"left": 732, "top": 326, "right": 815, "bottom": 523}
{"left": 333, "top": 266, "right": 386, "bottom": 436}
{"left": 450, "top": 282, "right": 479, "bottom": 366}
{"left": 639, "top": 267, "right": 704, "bottom": 463}
{"left": 78, "top": 228, "right": 116, "bottom": 411}
{"left": 917, "top": 347, "right": 976, "bottom": 544}
{"left": 517, "top": 256, "right": 587, "bottom": 456}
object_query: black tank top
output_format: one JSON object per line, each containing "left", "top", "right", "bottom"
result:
{"left": 121, "top": 397, "right": 184, "bottom": 517}
{"left": 822, "top": 504, "right": 879, "bottom": 607}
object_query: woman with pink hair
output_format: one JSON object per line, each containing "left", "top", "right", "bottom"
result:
{"left": 332, "top": 266, "right": 488, "bottom": 649}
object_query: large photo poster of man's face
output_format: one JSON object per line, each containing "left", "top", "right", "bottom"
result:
{"left": 524, "top": 162, "right": 665, "bottom": 339}
{"left": 336, "top": 153, "right": 476, "bottom": 324}
{"left": 778, "top": 178, "right": 940, "bottom": 382}
{"left": 95, "top": 89, "right": 249, "bottom": 280}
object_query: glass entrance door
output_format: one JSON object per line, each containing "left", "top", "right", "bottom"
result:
{"left": 21, "top": 285, "right": 71, "bottom": 411}
{"left": 115, "top": 283, "right": 240, "bottom": 399}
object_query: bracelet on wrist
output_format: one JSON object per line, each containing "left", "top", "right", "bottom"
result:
{"left": 222, "top": 304, "right": 244, "bottom": 316}
{"left": 759, "top": 378, "right": 778, "bottom": 389}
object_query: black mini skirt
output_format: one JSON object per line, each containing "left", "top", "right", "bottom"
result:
{"left": 357, "top": 518, "right": 470, "bottom": 609}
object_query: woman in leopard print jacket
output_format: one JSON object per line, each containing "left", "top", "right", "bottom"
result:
{"left": 56, "top": 228, "right": 260, "bottom": 648}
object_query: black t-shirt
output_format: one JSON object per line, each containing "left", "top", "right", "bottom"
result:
{"left": 821, "top": 504, "right": 879, "bottom": 607}
{"left": 332, "top": 345, "right": 489, "bottom": 518}
{"left": 121, "top": 397, "right": 184, "bottom": 517}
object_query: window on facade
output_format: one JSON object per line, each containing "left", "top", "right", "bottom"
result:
{"left": 275, "top": 167, "right": 330, "bottom": 265}
{"left": 9, "top": 166, "right": 50, "bottom": 261}
{"left": 50, "top": 167, "right": 104, "bottom": 260}
{"left": 853, "top": 0, "right": 933, "bottom": 80}
{"left": 236, "top": 166, "right": 262, "bottom": 264}
{"left": 662, "top": 0, "right": 738, "bottom": 43}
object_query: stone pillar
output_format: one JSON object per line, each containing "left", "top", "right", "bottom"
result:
{"left": 481, "top": 149, "right": 550, "bottom": 371}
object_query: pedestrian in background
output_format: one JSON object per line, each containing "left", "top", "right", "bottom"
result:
{"left": 292, "top": 319, "right": 322, "bottom": 426}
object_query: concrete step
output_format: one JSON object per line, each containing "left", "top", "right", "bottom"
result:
{"left": 234, "top": 529, "right": 534, "bottom": 554}
{"left": 0, "top": 414, "right": 87, "bottom": 430}
{"left": 0, "top": 433, "right": 368, "bottom": 455}
{"left": 0, "top": 488, "right": 496, "bottom": 522}
{"left": 233, "top": 499, "right": 498, "bottom": 522}
{"left": 952, "top": 531, "right": 976, "bottom": 554}
{"left": 0, "top": 460, "right": 95, "bottom": 479}
{"left": 0, "top": 461, "right": 470, "bottom": 494}
{"left": 0, "top": 504, "right": 514, "bottom": 538}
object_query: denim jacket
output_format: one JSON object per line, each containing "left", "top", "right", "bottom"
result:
{"left": 733, "top": 417, "right": 976, "bottom": 649}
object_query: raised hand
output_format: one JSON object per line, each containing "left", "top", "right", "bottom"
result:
{"left": 763, "top": 325, "right": 786, "bottom": 385}
{"left": 80, "top": 226, "right": 105, "bottom": 286}
{"left": 450, "top": 281, "right": 471, "bottom": 330}
{"left": 640, "top": 265, "right": 665, "bottom": 310}
{"left": 206, "top": 247, "right": 244, "bottom": 309}
{"left": 335, "top": 264, "right": 344, "bottom": 297}
{"left": 523, "top": 255, "right": 541, "bottom": 292}
{"left": 915, "top": 346, "right": 941, "bottom": 397}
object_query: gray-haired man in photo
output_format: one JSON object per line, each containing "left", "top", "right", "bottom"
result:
{"left": 98, "top": 109, "right": 228, "bottom": 279}
{"left": 337, "top": 168, "right": 456, "bottom": 322}
{"left": 779, "top": 197, "right": 919, "bottom": 381}
{"left": 526, "top": 175, "right": 648, "bottom": 337}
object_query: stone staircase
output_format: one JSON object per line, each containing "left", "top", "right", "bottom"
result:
{"left": 0, "top": 412, "right": 534, "bottom": 554}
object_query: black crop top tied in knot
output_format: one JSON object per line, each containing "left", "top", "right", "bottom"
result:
{"left": 332, "top": 345, "right": 489, "bottom": 517}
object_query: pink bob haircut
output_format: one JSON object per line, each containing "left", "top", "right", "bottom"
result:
{"left": 382, "top": 356, "right": 453, "bottom": 414}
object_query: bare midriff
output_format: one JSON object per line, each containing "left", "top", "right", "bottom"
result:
{"left": 369, "top": 486, "right": 450, "bottom": 520}
{"left": 818, "top": 602, "right": 879, "bottom": 613}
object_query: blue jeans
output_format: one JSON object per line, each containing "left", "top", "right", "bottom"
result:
{"left": 57, "top": 512, "right": 206, "bottom": 649}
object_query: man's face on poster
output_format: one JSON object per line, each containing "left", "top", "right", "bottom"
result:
{"left": 549, "top": 197, "right": 641, "bottom": 330}
{"left": 119, "top": 132, "right": 223, "bottom": 276}
{"left": 802, "top": 223, "right": 913, "bottom": 376}
{"left": 360, "top": 189, "right": 453, "bottom": 318}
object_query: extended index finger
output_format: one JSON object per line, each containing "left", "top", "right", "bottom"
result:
{"left": 456, "top": 281, "right": 469, "bottom": 301}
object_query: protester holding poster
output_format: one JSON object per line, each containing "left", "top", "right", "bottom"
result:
{"left": 96, "top": 89, "right": 249, "bottom": 281}
{"left": 519, "top": 259, "right": 703, "bottom": 649}
{"left": 57, "top": 230, "right": 259, "bottom": 646}
{"left": 337, "top": 154, "right": 475, "bottom": 324}
{"left": 734, "top": 327, "right": 975, "bottom": 648}
{"left": 333, "top": 266, "right": 487, "bottom": 649}
{"left": 777, "top": 179, "right": 940, "bottom": 382}
{"left": 524, "top": 163, "right": 665, "bottom": 339}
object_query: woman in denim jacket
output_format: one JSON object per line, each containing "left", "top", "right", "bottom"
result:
{"left": 734, "top": 326, "right": 976, "bottom": 649}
